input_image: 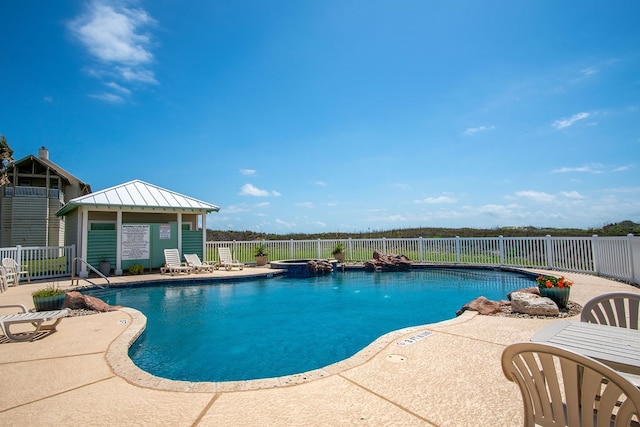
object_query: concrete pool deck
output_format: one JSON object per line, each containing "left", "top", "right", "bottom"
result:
{"left": 1, "top": 268, "right": 638, "bottom": 426}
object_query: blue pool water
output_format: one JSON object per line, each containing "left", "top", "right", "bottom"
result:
{"left": 90, "top": 268, "right": 534, "bottom": 382}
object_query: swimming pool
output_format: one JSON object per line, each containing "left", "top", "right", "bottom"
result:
{"left": 91, "top": 268, "right": 534, "bottom": 382}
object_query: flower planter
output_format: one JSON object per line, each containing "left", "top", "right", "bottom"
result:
{"left": 333, "top": 253, "right": 345, "bottom": 263}
{"left": 255, "top": 255, "right": 268, "bottom": 267}
{"left": 33, "top": 294, "right": 66, "bottom": 312}
{"left": 539, "top": 286, "right": 570, "bottom": 309}
{"left": 99, "top": 261, "right": 111, "bottom": 276}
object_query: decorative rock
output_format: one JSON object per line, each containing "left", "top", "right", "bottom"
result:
{"left": 306, "top": 260, "right": 334, "bottom": 275}
{"left": 363, "top": 251, "right": 413, "bottom": 272}
{"left": 510, "top": 292, "right": 559, "bottom": 316}
{"left": 456, "top": 296, "right": 504, "bottom": 316}
{"left": 507, "top": 287, "right": 540, "bottom": 300}
{"left": 65, "top": 291, "right": 122, "bottom": 312}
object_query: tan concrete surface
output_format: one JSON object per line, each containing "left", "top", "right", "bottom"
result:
{"left": 0, "top": 267, "right": 638, "bottom": 426}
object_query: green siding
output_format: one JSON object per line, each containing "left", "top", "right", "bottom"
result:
{"left": 87, "top": 230, "right": 117, "bottom": 266}
{"left": 182, "top": 230, "right": 203, "bottom": 258}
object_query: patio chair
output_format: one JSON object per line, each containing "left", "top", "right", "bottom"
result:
{"left": 0, "top": 266, "right": 9, "bottom": 292}
{"left": 184, "top": 253, "right": 215, "bottom": 273}
{"left": 0, "top": 304, "right": 70, "bottom": 342}
{"left": 581, "top": 292, "right": 640, "bottom": 330}
{"left": 2, "top": 258, "right": 30, "bottom": 285}
{"left": 502, "top": 342, "right": 640, "bottom": 427}
{"left": 217, "top": 247, "right": 244, "bottom": 271}
{"left": 162, "top": 249, "right": 193, "bottom": 275}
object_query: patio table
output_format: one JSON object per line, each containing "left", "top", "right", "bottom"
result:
{"left": 531, "top": 320, "right": 640, "bottom": 384}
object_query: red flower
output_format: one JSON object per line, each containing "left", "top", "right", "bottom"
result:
{"left": 545, "top": 280, "right": 553, "bottom": 288}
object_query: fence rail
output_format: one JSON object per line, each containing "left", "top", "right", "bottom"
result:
{"left": 1, "top": 235, "right": 637, "bottom": 285}
{"left": 205, "top": 234, "right": 639, "bottom": 285}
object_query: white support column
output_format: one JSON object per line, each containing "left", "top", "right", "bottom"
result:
{"left": 80, "top": 207, "right": 89, "bottom": 278}
{"left": 201, "top": 212, "right": 207, "bottom": 259}
{"left": 177, "top": 212, "right": 183, "bottom": 254}
{"left": 116, "top": 211, "right": 123, "bottom": 276}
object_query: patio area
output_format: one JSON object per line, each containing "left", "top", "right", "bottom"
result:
{"left": 0, "top": 268, "right": 638, "bottom": 426}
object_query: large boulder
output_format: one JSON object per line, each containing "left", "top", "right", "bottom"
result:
{"left": 510, "top": 292, "right": 559, "bottom": 316}
{"left": 363, "top": 251, "right": 413, "bottom": 272}
{"left": 456, "top": 296, "right": 504, "bottom": 316}
{"left": 65, "top": 291, "right": 122, "bottom": 312}
{"left": 507, "top": 286, "right": 540, "bottom": 300}
{"left": 306, "top": 259, "right": 334, "bottom": 275}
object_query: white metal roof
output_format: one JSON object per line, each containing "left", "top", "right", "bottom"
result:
{"left": 56, "top": 180, "right": 220, "bottom": 216}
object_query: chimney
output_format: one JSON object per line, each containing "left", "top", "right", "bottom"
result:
{"left": 38, "top": 146, "right": 49, "bottom": 160}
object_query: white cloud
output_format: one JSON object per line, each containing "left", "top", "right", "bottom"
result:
{"left": 513, "top": 190, "right": 556, "bottom": 203}
{"left": 275, "top": 219, "right": 296, "bottom": 228}
{"left": 415, "top": 196, "right": 457, "bottom": 204}
{"left": 463, "top": 125, "right": 495, "bottom": 136}
{"left": 88, "top": 92, "right": 125, "bottom": 104}
{"left": 296, "top": 202, "right": 314, "bottom": 208}
{"left": 552, "top": 112, "right": 589, "bottom": 129}
{"left": 559, "top": 191, "right": 584, "bottom": 199}
{"left": 552, "top": 165, "right": 603, "bottom": 174}
{"left": 239, "top": 184, "right": 269, "bottom": 197}
{"left": 315, "top": 180, "right": 327, "bottom": 187}
{"left": 68, "top": 1, "right": 154, "bottom": 64}
{"left": 68, "top": 1, "right": 157, "bottom": 102}
{"left": 240, "top": 169, "right": 257, "bottom": 176}
{"left": 105, "top": 81, "right": 131, "bottom": 94}
{"left": 239, "top": 184, "right": 280, "bottom": 197}
{"left": 613, "top": 165, "right": 632, "bottom": 172}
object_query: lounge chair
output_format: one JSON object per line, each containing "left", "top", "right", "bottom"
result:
{"left": 162, "top": 249, "right": 193, "bottom": 275}
{"left": 217, "top": 247, "right": 244, "bottom": 271}
{"left": 184, "top": 253, "right": 215, "bottom": 273}
{"left": 0, "top": 304, "right": 69, "bottom": 342}
{"left": 502, "top": 342, "right": 640, "bottom": 427}
{"left": 581, "top": 292, "right": 640, "bottom": 330}
{"left": 0, "top": 266, "right": 9, "bottom": 292}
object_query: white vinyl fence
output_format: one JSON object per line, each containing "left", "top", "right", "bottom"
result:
{"left": 0, "top": 245, "right": 76, "bottom": 282}
{"left": 1, "top": 235, "right": 638, "bottom": 285}
{"left": 206, "top": 234, "right": 639, "bottom": 285}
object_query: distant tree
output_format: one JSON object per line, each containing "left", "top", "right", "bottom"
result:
{"left": 0, "top": 135, "right": 14, "bottom": 185}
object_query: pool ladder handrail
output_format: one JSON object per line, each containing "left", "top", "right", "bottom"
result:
{"left": 71, "top": 257, "right": 110, "bottom": 289}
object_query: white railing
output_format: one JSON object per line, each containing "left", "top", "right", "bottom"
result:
{"left": 0, "top": 245, "right": 76, "bottom": 281}
{"left": 206, "top": 234, "right": 639, "bottom": 285}
{"left": 2, "top": 235, "right": 637, "bottom": 285}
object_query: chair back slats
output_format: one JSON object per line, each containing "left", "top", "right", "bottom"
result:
{"left": 502, "top": 342, "right": 640, "bottom": 427}
{"left": 581, "top": 292, "right": 640, "bottom": 330}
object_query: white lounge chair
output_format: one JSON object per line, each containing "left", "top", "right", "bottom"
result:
{"left": 0, "top": 304, "right": 69, "bottom": 342}
{"left": 217, "top": 247, "right": 244, "bottom": 271}
{"left": 162, "top": 249, "right": 192, "bottom": 275}
{"left": 2, "top": 258, "right": 30, "bottom": 285}
{"left": 184, "top": 254, "right": 215, "bottom": 273}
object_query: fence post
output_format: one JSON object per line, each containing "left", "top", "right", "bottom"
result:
{"left": 317, "top": 239, "right": 322, "bottom": 259}
{"left": 545, "top": 235, "right": 553, "bottom": 269}
{"left": 627, "top": 233, "right": 636, "bottom": 284}
{"left": 591, "top": 235, "right": 600, "bottom": 275}
{"left": 418, "top": 237, "right": 423, "bottom": 262}
{"left": 498, "top": 236, "right": 504, "bottom": 266}
{"left": 382, "top": 237, "right": 387, "bottom": 253}
{"left": 16, "top": 245, "right": 22, "bottom": 265}
{"left": 289, "top": 240, "right": 294, "bottom": 259}
{"left": 455, "top": 236, "right": 461, "bottom": 264}
{"left": 347, "top": 238, "right": 353, "bottom": 262}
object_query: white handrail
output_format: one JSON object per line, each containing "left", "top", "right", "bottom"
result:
{"left": 71, "top": 257, "right": 110, "bottom": 288}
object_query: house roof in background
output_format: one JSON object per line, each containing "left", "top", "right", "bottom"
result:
{"left": 11, "top": 154, "right": 92, "bottom": 193}
{"left": 56, "top": 179, "right": 220, "bottom": 216}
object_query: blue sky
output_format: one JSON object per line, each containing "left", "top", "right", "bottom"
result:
{"left": 1, "top": 1, "right": 639, "bottom": 234}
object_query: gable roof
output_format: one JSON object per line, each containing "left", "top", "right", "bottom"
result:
{"left": 56, "top": 179, "right": 220, "bottom": 216}
{"left": 11, "top": 154, "right": 92, "bottom": 194}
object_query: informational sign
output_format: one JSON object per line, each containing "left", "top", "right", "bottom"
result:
{"left": 122, "top": 224, "right": 150, "bottom": 260}
{"left": 159, "top": 224, "right": 171, "bottom": 240}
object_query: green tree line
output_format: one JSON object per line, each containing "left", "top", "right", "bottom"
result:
{"left": 207, "top": 220, "right": 640, "bottom": 241}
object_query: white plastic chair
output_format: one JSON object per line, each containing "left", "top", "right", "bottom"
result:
{"left": 502, "top": 342, "right": 640, "bottom": 427}
{"left": 162, "top": 249, "right": 192, "bottom": 275}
